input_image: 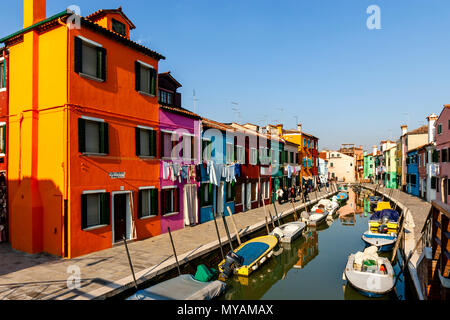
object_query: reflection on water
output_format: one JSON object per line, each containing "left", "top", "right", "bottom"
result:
{"left": 220, "top": 188, "right": 408, "bottom": 300}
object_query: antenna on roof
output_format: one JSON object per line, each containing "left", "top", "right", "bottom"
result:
{"left": 231, "top": 101, "right": 239, "bottom": 123}
{"left": 193, "top": 90, "right": 199, "bottom": 114}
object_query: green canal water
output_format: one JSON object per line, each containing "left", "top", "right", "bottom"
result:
{"left": 219, "top": 194, "right": 411, "bottom": 301}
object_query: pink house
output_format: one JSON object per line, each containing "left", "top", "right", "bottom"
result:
{"left": 435, "top": 105, "right": 450, "bottom": 204}
{"left": 158, "top": 72, "right": 202, "bottom": 234}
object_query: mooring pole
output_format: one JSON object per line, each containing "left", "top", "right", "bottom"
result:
{"left": 227, "top": 207, "right": 241, "bottom": 246}
{"left": 167, "top": 227, "right": 181, "bottom": 276}
{"left": 221, "top": 211, "right": 234, "bottom": 251}
{"left": 123, "top": 236, "right": 138, "bottom": 290}
{"left": 212, "top": 211, "right": 225, "bottom": 260}
{"left": 265, "top": 216, "right": 270, "bottom": 235}
{"left": 272, "top": 202, "right": 282, "bottom": 227}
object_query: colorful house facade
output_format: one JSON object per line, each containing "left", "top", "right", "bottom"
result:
{"left": 406, "top": 149, "right": 420, "bottom": 197}
{"left": 0, "top": 47, "right": 8, "bottom": 243}
{"left": 158, "top": 72, "right": 202, "bottom": 233}
{"left": 384, "top": 145, "right": 397, "bottom": 189}
{"left": 435, "top": 106, "right": 450, "bottom": 204}
{"left": 1, "top": 3, "right": 166, "bottom": 257}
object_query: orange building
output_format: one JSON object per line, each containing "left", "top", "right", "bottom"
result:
{"left": 1, "top": 2, "right": 165, "bottom": 257}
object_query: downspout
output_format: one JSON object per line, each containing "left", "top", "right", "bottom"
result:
{"left": 58, "top": 17, "right": 70, "bottom": 258}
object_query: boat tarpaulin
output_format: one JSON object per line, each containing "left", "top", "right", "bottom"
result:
{"left": 126, "top": 274, "right": 226, "bottom": 300}
{"left": 235, "top": 242, "right": 270, "bottom": 266}
{"left": 370, "top": 209, "right": 400, "bottom": 222}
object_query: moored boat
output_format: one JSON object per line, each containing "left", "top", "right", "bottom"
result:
{"left": 300, "top": 209, "right": 329, "bottom": 226}
{"left": 368, "top": 209, "right": 400, "bottom": 231}
{"left": 218, "top": 235, "right": 278, "bottom": 278}
{"left": 343, "top": 246, "right": 395, "bottom": 298}
{"left": 270, "top": 221, "right": 306, "bottom": 243}
{"left": 362, "top": 230, "right": 397, "bottom": 252}
{"left": 126, "top": 274, "right": 226, "bottom": 300}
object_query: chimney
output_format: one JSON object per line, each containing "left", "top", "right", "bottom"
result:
{"left": 372, "top": 145, "right": 377, "bottom": 156}
{"left": 297, "top": 124, "right": 302, "bottom": 132}
{"left": 427, "top": 113, "right": 438, "bottom": 143}
{"left": 401, "top": 125, "right": 408, "bottom": 136}
{"left": 24, "top": 0, "right": 46, "bottom": 29}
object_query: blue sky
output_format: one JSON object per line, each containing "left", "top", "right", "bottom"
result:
{"left": 1, "top": 0, "right": 449, "bottom": 151}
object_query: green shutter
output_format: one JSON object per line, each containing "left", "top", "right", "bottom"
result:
{"left": 1, "top": 60, "right": 5, "bottom": 88}
{"left": 135, "top": 127, "right": 141, "bottom": 156}
{"left": 99, "top": 47, "right": 107, "bottom": 81}
{"left": 151, "top": 189, "right": 158, "bottom": 216}
{"left": 135, "top": 61, "right": 141, "bottom": 91}
{"left": 1, "top": 124, "right": 5, "bottom": 154}
{"left": 74, "top": 37, "right": 83, "bottom": 74}
{"left": 81, "top": 194, "right": 87, "bottom": 229}
{"left": 78, "top": 118, "right": 86, "bottom": 153}
{"left": 100, "top": 193, "right": 110, "bottom": 225}
{"left": 100, "top": 122, "right": 109, "bottom": 154}
{"left": 150, "top": 130, "right": 157, "bottom": 157}
{"left": 150, "top": 68, "right": 157, "bottom": 96}
{"left": 199, "top": 184, "right": 204, "bottom": 207}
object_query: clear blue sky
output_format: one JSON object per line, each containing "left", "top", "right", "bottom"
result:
{"left": 1, "top": 0, "right": 449, "bottom": 151}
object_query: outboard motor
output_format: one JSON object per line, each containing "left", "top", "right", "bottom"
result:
{"left": 220, "top": 251, "right": 244, "bottom": 279}
{"left": 378, "top": 216, "right": 389, "bottom": 234}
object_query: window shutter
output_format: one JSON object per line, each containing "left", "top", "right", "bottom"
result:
{"left": 100, "top": 192, "right": 110, "bottom": 225}
{"left": 74, "top": 37, "right": 83, "bottom": 74}
{"left": 160, "top": 189, "right": 165, "bottom": 215}
{"left": 151, "top": 189, "right": 158, "bottom": 216}
{"left": 99, "top": 47, "right": 107, "bottom": 81}
{"left": 137, "top": 190, "right": 143, "bottom": 218}
{"left": 81, "top": 194, "right": 87, "bottom": 229}
{"left": 135, "top": 127, "right": 141, "bottom": 156}
{"left": 173, "top": 188, "right": 179, "bottom": 212}
{"left": 150, "top": 68, "right": 157, "bottom": 96}
{"left": 1, "top": 124, "right": 5, "bottom": 154}
{"left": 78, "top": 118, "right": 86, "bottom": 153}
{"left": 199, "top": 185, "right": 204, "bottom": 207}
{"left": 150, "top": 130, "right": 157, "bottom": 157}
{"left": 100, "top": 122, "right": 109, "bottom": 154}
{"left": 135, "top": 61, "right": 141, "bottom": 91}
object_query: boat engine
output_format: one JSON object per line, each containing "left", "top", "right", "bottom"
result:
{"left": 378, "top": 216, "right": 389, "bottom": 233}
{"left": 220, "top": 251, "right": 244, "bottom": 279}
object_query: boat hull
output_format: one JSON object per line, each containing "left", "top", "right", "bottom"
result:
{"left": 362, "top": 232, "right": 397, "bottom": 252}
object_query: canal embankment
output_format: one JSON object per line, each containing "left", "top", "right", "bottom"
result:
{"left": 0, "top": 188, "right": 338, "bottom": 300}
{"left": 360, "top": 183, "right": 432, "bottom": 300}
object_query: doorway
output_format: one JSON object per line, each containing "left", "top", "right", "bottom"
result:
{"left": 112, "top": 192, "right": 132, "bottom": 243}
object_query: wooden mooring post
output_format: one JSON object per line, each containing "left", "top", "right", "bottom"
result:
{"left": 391, "top": 208, "right": 408, "bottom": 264}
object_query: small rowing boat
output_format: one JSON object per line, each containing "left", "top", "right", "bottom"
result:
{"left": 343, "top": 246, "right": 395, "bottom": 298}
{"left": 270, "top": 221, "right": 306, "bottom": 243}
{"left": 126, "top": 274, "right": 226, "bottom": 300}
{"left": 300, "top": 209, "right": 329, "bottom": 226}
{"left": 218, "top": 235, "right": 278, "bottom": 278}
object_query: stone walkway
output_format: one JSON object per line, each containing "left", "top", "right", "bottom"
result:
{"left": 0, "top": 188, "right": 336, "bottom": 300}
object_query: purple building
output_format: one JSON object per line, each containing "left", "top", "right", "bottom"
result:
{"left": 435, "top": 105, "right": 450, "bottom": 204}
{"left": 158, "top": 72, "right": 202, "bottom": 234}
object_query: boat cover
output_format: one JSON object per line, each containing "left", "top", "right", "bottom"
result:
{"left": 370, "top": 209, "right": 399, "bottom": 222}
{"left": 126, "top": 275, "right": 226, "bottom": 300}
{"left": 236, "top": 242, "right": 270, "bottom": 266}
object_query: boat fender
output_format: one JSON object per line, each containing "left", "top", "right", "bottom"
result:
{"left": 260, "top": 257, "right": 267, "bottom": 264}
{"left": 271, "top": 227, "right": 284, "bottom": 241}
{"left": 267, "top": 250, "right": 273, "bottom": 258}
{"left": 252, "top": 265, "right": 258, "bottom": 271}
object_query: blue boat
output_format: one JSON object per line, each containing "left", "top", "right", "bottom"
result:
{"left": 362, "top": 231, "right": 397, "bottom": 252}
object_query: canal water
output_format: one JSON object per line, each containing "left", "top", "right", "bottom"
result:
{"left": 218, "top": 189, "right": 410, "bottom": 300}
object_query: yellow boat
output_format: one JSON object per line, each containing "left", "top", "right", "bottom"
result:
{"left": 375, "top": 202, "right": 392, "bottom": 212}
{"left": 218, "top": 235, "right": 278, "bottom": 278}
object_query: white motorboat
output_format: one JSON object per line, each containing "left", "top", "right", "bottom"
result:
{"left": 270, "top": 221, "right": 307, "bottom": 243}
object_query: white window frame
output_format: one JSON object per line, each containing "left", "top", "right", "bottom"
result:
{"left": 139, "top": 186, "right": 157, "bottom": 219}
{"left": 82, "top": 190, "right": 108, "bottom": 231}
{"left": 226, "top": 142, "right": 234, "bottom": 164}
{"left": 161, "top": 186, "right": 179, "bottom": 217}
{"left": 77, "top": 37, "right": 105, "bottom": 83}
{"left": 236, "top": 145, "right": 245, "bottom": 164}
{"left": 137, "top": 60, "right": 156, "bottom": 97}
{"left": 250, "top": 147, "right": 258, "bottom": 165}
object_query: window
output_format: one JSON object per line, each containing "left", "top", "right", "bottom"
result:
{"left": 290, "top": 152, "right": 294, "bottom": 164}
{"left": 236, "top": 145, "right": 245, "bottom": 164}
{"left": 78, "top": 117, "right": 109, "bottom": 155}
{"left": 74, "top": 37, "right": 106, "bottom": 81}
{"left": 81, "top": 192, "right": 110, "bottom": 229}
{"left": 431, "top": 177, "right": 437, "bottom": 190}
{"left": 410, "top": 174, "right": 417, "bottom": 186}
{"left": 0, "top": 59, "right": 5, "bottom": 89}
{"left": 226, "top": 143, "right": 234, "bottom": 164}
{"left": 135, "top": 61, "right": 156, "bottom": 96}
{"left": 251, "top": 183, "right": 257, "bottom": 202}
{"left": 200, "top": 183, "right": 213, "bottom": 207}
{"left": 250, "top": 148, "right": 258, "bottom": 165}
{"left": 308, "top": 158, "right": 311, "bottom": 168}
{"left": 136, "top": 127, "right": 157, "bottom": 157}
{"left": 442, "top": 149, "right": 448, "bottom": 163}
{"left": 161, "top": 187, "right": 179, "bottom": 216}
{"left": 284, "top": 151, "right": 289, "bottom": 164}
{"left": 226, "top": 182, "right": 235, "bottom": 202}
{"left": 262, "top": 181, "right": 270, "bottom": 199}
{"left": 138, "top": 188, "right": 158, "bottom": 218}
{"left": 159, "top": 90, "right": 173, "bottom": 105}
{"left": 235, "top": 183, "right": 243, "bottom": 205}
{"left": 202, "top": 139, "right": 213, "bottom": 161}
{"left": 295, "top": 153, "right": 299, "bottom": 164}
{"left": 0, "top": 123, "right": 5, "bottom": 155}
{"left": 112, "top": 19, "right": 126, "bottom": 36}
{"left": 438, "top": 124, "right": 442, "bottom": 135}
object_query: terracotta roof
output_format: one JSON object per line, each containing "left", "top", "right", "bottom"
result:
{"left": 159, "top": 72, "right": 182, "bottom": 88}
{"left": 407, "top": 142, "right": 433, "bottom": 153}
{"left": 86, "top": 7, "right": 136, "bottom": 29}
{"left": 408, "top": 125, "right": 428, "bottom": 135}
{"left": 76, "top": 15, "right": 165, "bottom": 60}
{"left": 202, "top": 118, "right": 235, "bottom": 132}
{"left": 159, "top": 105, "right": 200, "bottom": 120}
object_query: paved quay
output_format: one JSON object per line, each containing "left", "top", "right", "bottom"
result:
{"left": 361, "top": 183, "right": 432, "bottom": 299}
{"left": 0, "top": 188, "right": 336, "bottom": 300}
